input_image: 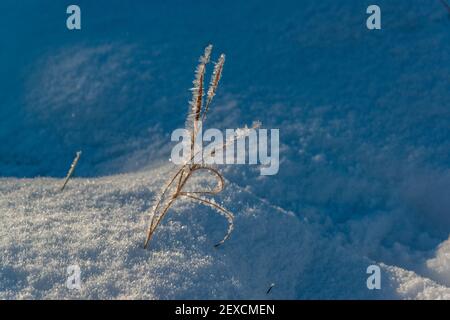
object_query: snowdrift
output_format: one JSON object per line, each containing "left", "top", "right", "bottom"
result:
{"left": 1, "top": 165, "right": 449, "bottom": 299}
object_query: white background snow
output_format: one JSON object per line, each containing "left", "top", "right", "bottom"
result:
{"left": 0, "top": 0, "right": 449, "bottom": 299}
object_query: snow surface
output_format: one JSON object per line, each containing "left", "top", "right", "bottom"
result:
{"left": 1, "top": 0, "right": 450, "bottom": 299}
{"left": 1, "top": 166, "right": 449, "bottom": 299}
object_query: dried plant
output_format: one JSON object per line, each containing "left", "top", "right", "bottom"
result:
{"left": 61, "top": 151, "right": 82, "bottom": 191}
{"left": 144, "top": 45, "right": 259, "bottom": 249}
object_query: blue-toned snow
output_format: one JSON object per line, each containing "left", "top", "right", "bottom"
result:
{"left": 0, "top": 0, "right": 449, "bottom": 299}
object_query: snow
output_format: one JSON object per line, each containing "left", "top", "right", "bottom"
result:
{"left": 1, "top": 166, "right": 449, "bottom": 299}
{"left": 383, "top": 264, "right": 450, "bottom": 300}
{"left": 1, "top": 0, "right": 450, "bottom": 299}
{"left": 426, "top": 238, "right": 450, "bottom": 287}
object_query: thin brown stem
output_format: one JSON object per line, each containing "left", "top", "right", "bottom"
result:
{"left": 144, "top": 195, "right": 179, "bottom": 249}
{"left": 188, "top": 166, "right": 224, "bottom": 194}
{"left": 179, "top": 192, "right": 234, "bottom": 247}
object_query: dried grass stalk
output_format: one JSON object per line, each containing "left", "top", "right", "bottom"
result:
{"left": 144, "top": 45, "right": 256, "bottom": 249}
{"left": 61, "top": 151, "right": 82, "bottom": 191}
{"left": 188, "top": 44, "right": 212, "bottom": 152}
{"left": 203, "top": 54, "right": 225, "bottom": 122}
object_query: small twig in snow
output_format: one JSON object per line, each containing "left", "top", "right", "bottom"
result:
{"left": 61, "top": 151, "right": 82, "bottom": 191}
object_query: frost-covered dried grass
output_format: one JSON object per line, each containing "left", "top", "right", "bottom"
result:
{"left": 144, "top": 45, "right": 258, "bottom": 249}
